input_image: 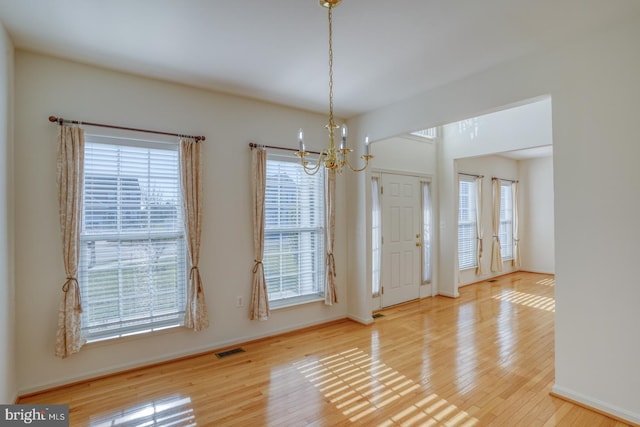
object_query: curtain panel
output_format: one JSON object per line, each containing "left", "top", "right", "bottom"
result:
{"left": 180, "top": 139, "right": 209, "bottom": 331}
{"left": 55, "top": 125, "right": 86, "bottom": 358}
{"left": 474, "top": 176, "right": 486, "bottom": 275}
{"left": 490, "top": 178, "right": 503, "bottom": 272}
{"left": 324, "top": 169, "right": 338, "bottom": 305}
{"left": 250, "top": 147, "right": 270, "bottom": 320}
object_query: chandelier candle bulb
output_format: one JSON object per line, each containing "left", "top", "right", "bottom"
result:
{"left": 340, "top": 124, "right": 348, "bottom": 150}
{"left": 364, "top": 136, "right": 370, "bottom": 156}
{"left": 298, "top": 128, "right": 305, "bottom": 153}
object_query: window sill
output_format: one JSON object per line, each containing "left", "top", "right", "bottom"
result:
{"left": 84, "top": 323, "right": 184, "bottom": 346}
{"left": 269, "top": 296, "right": 325, "bottom": 311}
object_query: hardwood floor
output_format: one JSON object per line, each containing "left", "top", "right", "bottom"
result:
{"left": 19, "top": 272, "right": 631, "bottom": 426}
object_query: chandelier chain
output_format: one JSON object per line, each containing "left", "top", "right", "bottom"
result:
{"left": 328, "top": 5, "right": 335, "bottom": 129}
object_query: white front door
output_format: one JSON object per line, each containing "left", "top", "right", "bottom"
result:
{"left": 380, "top": 173, "right": 421, "bottom": 307}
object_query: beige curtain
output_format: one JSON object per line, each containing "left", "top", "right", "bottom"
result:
{"left": 180, "top": 139, "right": 209, "bottom": 331}
{"left": 250, "top": 147, "right": 270, "bottom": 320}
{"left": 490, "top": 178, "right": 503, "bottom": 272}
{"left": 474, "top": 176, "right": 486, "bottom": 275}
{"left": 324, "top": 169, "right": 337, "bottom": 305}
{"left": 55, "top": 125, "right": 86, "bottom": 358}
{"left": 512, "top": 181, "right": 521, "bottom": 268}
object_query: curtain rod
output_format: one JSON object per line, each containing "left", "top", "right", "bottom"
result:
{"left": 249, "top": 142, "right": 320, "bottom": 155}
{"left": 458, "top": 172, "right": 484, "bottom": 179}
{"left": 492, "top": 176, "right": 519, "bottom": 183}
{"left": 48, "top": 116, "right": 206, "bottom": 142}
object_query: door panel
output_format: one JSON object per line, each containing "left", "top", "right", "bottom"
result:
{"left": 381, "top": 173, "right": 421, "bottom": 307}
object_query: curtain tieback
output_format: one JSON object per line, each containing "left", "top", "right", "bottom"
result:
{"left": 252, "top": 260, "right": 263, "bottom": 273}
{"left": 190, "top": 266, "right": 205, "bottom": 294}
{"left": 62, "top": 277, "right": 82, "bottom": 311}
{"left": 326, "top": 253, "right": 336, "bottom": 277}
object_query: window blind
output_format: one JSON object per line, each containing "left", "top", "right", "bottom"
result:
{"left": 458, "top": 176, "right": 477, "bottom": 270}
{"left": 499, "top": 182, "right": 513, "bottom": 260}
{"left": 264, "top": 154, "right": 324, "bottom": 303}
{"left": 371, "top": 177, "right": 382, "bottom": 296}
{"left": 79, "top": 136, "right": 186, "bottom": 341}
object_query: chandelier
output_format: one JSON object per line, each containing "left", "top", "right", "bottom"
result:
{"left": 296, "top": 0, "right": 373, "bottom": 175}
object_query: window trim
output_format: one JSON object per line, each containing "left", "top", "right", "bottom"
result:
{"left": 263, "top": 153, "right": 325, "bottom": 306}
{"left": 79, "top": 134, "right": 187, "bottom": 342}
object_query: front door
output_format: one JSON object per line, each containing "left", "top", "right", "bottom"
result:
{"left": 380, "top": 173, "right": 421, "bottom": 307}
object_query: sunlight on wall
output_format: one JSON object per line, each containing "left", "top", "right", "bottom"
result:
{"left": 492, "top": 290, "right": 555, "bottom": 312}
{"left": 296, "top": 347, "right": 479, "bottom": 426}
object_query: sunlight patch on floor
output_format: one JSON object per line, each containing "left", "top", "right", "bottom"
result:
{"left": 90, "top": 394, "right": 195, "bottom": 427}
{"left": 536, "top": 278, "right": 555, "bottom": 287}
{"left": 296, "top": 347, "right": 479, "bottom": 426}
{"left": 492, "top": 290, "right": 555, "bottom": 312}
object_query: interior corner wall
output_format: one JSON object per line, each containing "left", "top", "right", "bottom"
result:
{"left": 348, "top": 17, "right": 640, "bottom": 423}
{"left": 0, "top": 22, "right": 16, "bottom": 404}
{"left": 13, "top": 51, "right": 349, "bottom": 394}
{"left": 518, "top": 156, "right": 554, "bottom": 274}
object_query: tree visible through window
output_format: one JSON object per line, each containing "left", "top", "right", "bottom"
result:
{"left": 264, "top": 154, "right": 324, "bottom": 305}
{"left": 79, "top": 136, "right": 186, "bottom": 341}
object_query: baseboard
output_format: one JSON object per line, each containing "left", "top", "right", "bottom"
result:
{"left": 551, "top": 385, "right": 640, "bottom": 426}
{"left": 17, "top": 314, "right": 350, "bottom": 399}
{"left": 347, "top": 314, "right": 374, "bottom": 325}
{"left": 437, "top": 290, "right": 459, "bottom": 298}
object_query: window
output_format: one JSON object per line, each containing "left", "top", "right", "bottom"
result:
{"left": 264, "top": 154, "right": 324, "bottom": 305}
{"left": 371, "top": 176, "right": 381, "bottom": 297}
{"left": 422, "top": 181, "right": 432, "bottom": 283}
{"left": 499, "top": 181, "right": 513, "bottom": 260}
{"left": 458, "top": 176, "right": 477, "bottom": 270}
{"left": 79, "top": 135, "right": 186, "bottom": 341}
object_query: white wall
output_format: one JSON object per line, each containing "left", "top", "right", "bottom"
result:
{"left": 455, "top": 155, "right": 520, "bottom": 286}
{"left": 0, "top": 22, "right": 16, "bottom": 404}
{"left": 370, "top": 135, "right": 436, "bottom": 176}
{"left": 519, "top": 156, "right": 554, "bottom": 274}
{"left": 347, "top": 17, "right": 640, "bottom": 423}
{"left": 14, "top": 51, "right": 349, "bottom": 393}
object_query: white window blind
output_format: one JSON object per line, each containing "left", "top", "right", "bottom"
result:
{"left": 499, "top": 181, "right": 514, "bottom": 260}
{"left": 264, "top": 154, "right": 324, "bottom": 304}
{"left": 79, "top": 136, "right": 186, "bottom": 341}
{"left": 422, "top": 181, "right": 432, "bottom": 283}
{"left": 371, "top": 176, "right": 382, "bottom": 297}
{"left": 458, "top": 176, "right": 477, "bottom": 270}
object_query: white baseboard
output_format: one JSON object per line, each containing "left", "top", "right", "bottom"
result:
{"left": 551, "top": 384, "right": 640, "bottom": 425}
{"left": 17, "top": 314, "right": 348, "bottom": 397}
{"left": 347, "top": 314, "right": 374, "bottom": 325}
{"left": 437, "top": 290, "right": 459, "bottom": 298}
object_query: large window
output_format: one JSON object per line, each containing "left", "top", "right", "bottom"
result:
{"left": 499, "top": 181, "right": 513, "bottom": 260}
{"left": 79, "top": 135, "right": 186, "bottom": 341}
{"left": 264, "top": 154, "right": 324, "bottom": 305}
{"left": 458, "top": 176, "right": 477, "bottom": 270}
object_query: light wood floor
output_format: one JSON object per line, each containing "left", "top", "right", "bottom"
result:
{"left": 19, "top": 272, "right": 631, "bottom": 426}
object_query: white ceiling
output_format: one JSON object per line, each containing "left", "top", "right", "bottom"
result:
{"left": 1, "top": 0, "right": 639, "bottom": 118}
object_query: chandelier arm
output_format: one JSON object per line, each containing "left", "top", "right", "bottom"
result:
{"left": 344, "top": 154, "right": 373, "bottom": 173}
{"left": 297, "top": 151, "right": 327, "bottom": 176}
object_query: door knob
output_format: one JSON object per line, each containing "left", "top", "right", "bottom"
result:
{"left": 416, "top": 242, "right": 421, "bottom": 247}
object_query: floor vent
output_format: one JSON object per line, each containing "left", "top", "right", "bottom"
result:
{"left": 215, "top": 347, "right": 246, "bottom": 359}
{"left": 372, "top": 313, "right": 385, "bottom": 319}
{"left": 488, "top": 279, "right": 498, "bottom": 283}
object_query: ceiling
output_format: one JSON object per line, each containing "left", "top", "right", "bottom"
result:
{"left": 1, "top": 1, "right": 639, "bottom": 118}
